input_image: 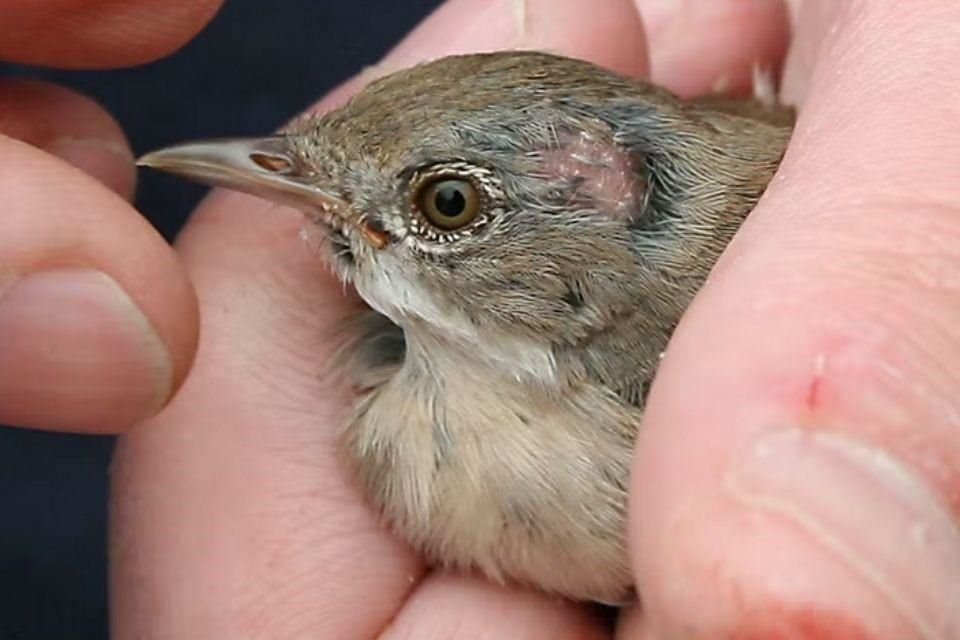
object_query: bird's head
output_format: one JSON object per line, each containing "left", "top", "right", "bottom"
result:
{"left": 140, "top": 51, "right": 788, "bottom": 385}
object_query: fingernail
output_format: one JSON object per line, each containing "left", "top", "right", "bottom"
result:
{"left": 0, "top": 269, "right": 173, "bottom": 432}
{"left": 726, "top": 428, "right": 960, "bottom": 639}
{"left": 47, "top": 137, "right": 136, "bottom": 200}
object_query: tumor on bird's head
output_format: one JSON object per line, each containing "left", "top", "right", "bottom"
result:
{"left": 286, "top": 52, "right": 666, "bottom": 353}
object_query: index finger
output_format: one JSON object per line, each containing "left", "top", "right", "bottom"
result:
{"left": 0, "top": 0, "right": 224, "bottom": 68}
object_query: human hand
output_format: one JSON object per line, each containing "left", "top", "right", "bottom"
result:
{"left": 105, "top": 0, "right": 958, "bottom": 638}
{"left": 0, "top": 0, "right": 224, "bottom": 433}
{"left": 628, "top": 1, "right": 960, "bottom": 638}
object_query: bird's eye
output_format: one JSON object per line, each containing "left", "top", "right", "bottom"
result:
{"left": 416, "top": 178, "right": 481, "bottom": 230}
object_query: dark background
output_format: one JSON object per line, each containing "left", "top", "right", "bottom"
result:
{"left": 0, "top": 1, "right": 440, "bottom": 637}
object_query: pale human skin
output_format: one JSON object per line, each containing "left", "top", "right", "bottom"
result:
{"left": 1, "top": 1, "right": 958, "bottom": 639}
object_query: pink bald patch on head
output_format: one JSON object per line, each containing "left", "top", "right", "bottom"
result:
{"left": 538, "top": 130, "right": 645, "bottom": 222}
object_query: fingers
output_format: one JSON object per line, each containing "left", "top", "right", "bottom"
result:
{"left": 0, "top": 3, "right": 212, "bottom": 429}
{"left": 626, "top": 2, "right": 960, "bottom": 638}
{"left": 0, "top": 79, "right": 135, "bottom": 199}
{"left": 0, "top": 132, "right": 198, "bottom": 433}
{"left": 0, "top": 5, "right": 205, "bottom": 429}
{"left": 0, "top": 0, "right": 224, "bottom": 68}
{"left": 635, "top": 0, "right": 790, "bottom": 97}
{"left": 110, "top": 0, "right": 647, "bottom": 637}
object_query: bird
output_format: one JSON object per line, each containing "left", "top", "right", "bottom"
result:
{"left": 138, "top": 50, "right": 794, "bottom": 604}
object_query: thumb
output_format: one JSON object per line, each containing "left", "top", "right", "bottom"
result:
{"left": 625, "top": 2, "right": 960, "bottom": 638}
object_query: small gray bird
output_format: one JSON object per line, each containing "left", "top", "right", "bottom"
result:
{"left": 139, "top": 51, "right": 793, "bottom": 604}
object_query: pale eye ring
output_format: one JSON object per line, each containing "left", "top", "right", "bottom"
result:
{"left": 415, "top": 177, "right": 481, "bottom": 230}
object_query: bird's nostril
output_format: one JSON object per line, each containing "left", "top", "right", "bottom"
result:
{"left": 250, "top": 152, "right": 293, "bottom": 173}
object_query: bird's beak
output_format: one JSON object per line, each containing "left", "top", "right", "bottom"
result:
{"left": 137, "top": 136, "right": 346, "bottom": 216}
{"left": 137, "top": 136, "right": 390, "bottom": 249}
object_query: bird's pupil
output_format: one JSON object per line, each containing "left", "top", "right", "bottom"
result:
{"left": 434, "top": 184, "right": 466, "bottom": 217}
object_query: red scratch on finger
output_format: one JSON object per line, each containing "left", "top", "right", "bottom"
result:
{"left": 804, "top": 354, "right": 827, "bottom": 412}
